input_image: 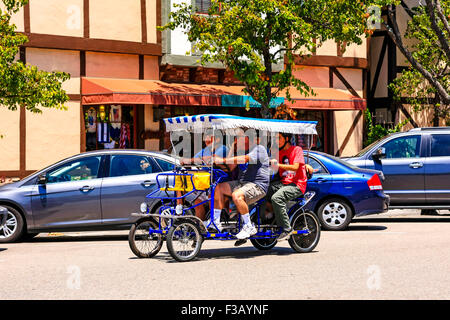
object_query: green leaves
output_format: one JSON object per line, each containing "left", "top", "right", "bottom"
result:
{"left": 364, "top": 108, "right": 408, "bottom": 147}
{"left": 161, "top": 0, "right": 372, "bottom": 118}
{"left": 387, "top": 0, "right": 450, "bottom": 125}
{"left": 1, "top": 0, "right": 69, "bottom": 113}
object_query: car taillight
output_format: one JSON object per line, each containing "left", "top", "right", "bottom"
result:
{"left": 367, "top": 174, "right": 383, "bottom": 191}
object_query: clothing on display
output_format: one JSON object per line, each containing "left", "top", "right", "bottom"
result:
{"left": 110, "top": 105, "right": 122, "bottom": 129}
{"left": 119, "top": 123, "right": 131, "bottom": 148}
{"left": 110, "top": 125, "right": 121, "bottom": 141}
{"left": 97, "top": 122, "right": 110, "bottom": 143}
{"left": 86, "top": 132, "right": 97, "bottom": 150}
{"left": 86, "top": 107, "right": 97, "bottom": 133}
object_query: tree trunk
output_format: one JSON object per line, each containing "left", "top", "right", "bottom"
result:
{"left": 433, "top": 104, "right": 440, "bottom": 127}
{"left": 260, "top": 102, "right": 271, "bottom": 119}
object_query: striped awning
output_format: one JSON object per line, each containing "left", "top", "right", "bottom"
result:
{"left": 82, "top": 77, "right": 365, "bottom": 110}
{"left": 164, "top": 114, "right": 318, "bottom": 134}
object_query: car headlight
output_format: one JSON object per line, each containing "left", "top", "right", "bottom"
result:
{"left": 140, "top": 202, "right": 149, "bottom": 213}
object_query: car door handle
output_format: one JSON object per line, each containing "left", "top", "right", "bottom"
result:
{"left": 79, "top": 186, "right": 94, "bottom": 193}
{"left": 316, "top": 177, "right": 328, "bottom": 183}
{"left": 409, "top": 162, "right": 423, "bottom": 169}
{"left": 141, "top": 180, "right": 155, "bottom": 188}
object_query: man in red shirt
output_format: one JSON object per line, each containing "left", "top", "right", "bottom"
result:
{"left": 268, "top": 132, "right": 312, "bottom": 239}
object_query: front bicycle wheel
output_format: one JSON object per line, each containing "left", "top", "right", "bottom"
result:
{"left": 288, "top": 210, "right": 321, "bottom": 253}
{"left": 166, "top": 219, "right": 202, "bottom": 262}
{"left": 128, "top": 219, "right": 163, "bottom": 258}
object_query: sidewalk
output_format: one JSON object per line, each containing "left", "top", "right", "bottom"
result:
{"left": 354, "top": 209, "right": 450, "bottom": 219}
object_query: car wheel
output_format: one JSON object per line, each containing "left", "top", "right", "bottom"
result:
{"left": 317, "top": 198, "right": 353, "bottom": 231}
{"left": 0, "top": 205, "right": 25, "bottom": 243}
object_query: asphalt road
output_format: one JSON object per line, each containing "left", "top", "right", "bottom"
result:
{"left": 1, "top": 210, "right": 450, "bottom": 300}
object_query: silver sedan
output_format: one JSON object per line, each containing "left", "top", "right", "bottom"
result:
{"left": 0, "top": 150, "right": 178, "bottom": 243}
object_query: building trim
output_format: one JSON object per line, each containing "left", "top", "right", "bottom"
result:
{"left": 291, "top": 55, "right": 368, "bottom": 69}
{"left": 19, "top": 105, "right": 26, "bottom": 174}
{"left": 141, "top": 0, "right": 147, "bottom": 43}
{"left": 84, "top": 0, "right": 90, "bottom": 38}
{"left": 24, "top": 2, "right": 30, "bottom": 33}
{"left": 330, "top": 67, "right": 361, "bottom": 98}
{"left": 0, "top": 170, "right": 35, "bottom": 178}
{"left": 335, "top": 110, "right": 363, "bottom": 157}
{"left": 157, "top": 0, "right": 162, "bottom": 45}
{"left": 21, "top": 33, "right": 162, "bottom": 56}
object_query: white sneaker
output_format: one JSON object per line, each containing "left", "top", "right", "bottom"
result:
{"left": 204, "top": 219, "right": 224, "bottom": 232}
{"left": 213, "top": 221, "right": 224, "bottom": 232}
{"left": 236, "top": 223, "right": 257, "bottom": 239}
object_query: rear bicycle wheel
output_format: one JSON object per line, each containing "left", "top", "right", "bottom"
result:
{"left": 128, "top": 219, "right": 163, "bottom": 258}
{"left": 166, "top": 219, "right": 203, "bottom": 262}
{"left": 250, "top": 238, "right": 277, "bottom": 250}
{"left": 250, "top": 207, "right": 277, "bottom": 250}
{"left": 288, "top": 210, "right": 321, "bottom": 253}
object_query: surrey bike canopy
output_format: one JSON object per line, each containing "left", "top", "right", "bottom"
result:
{"left": 163, "top": 114, "right": 318, "bottom": 135}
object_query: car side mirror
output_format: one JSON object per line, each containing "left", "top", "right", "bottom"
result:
{"left": 372, "top": 147, "right": 386, "bottom": 162}
{"left": 37, "top": 174, "right": 47, "bottom": 185}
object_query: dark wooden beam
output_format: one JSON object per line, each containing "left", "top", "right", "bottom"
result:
{"left": 139, "top": 55, "right": 144, "bottom": 79}
{"left": 398, "top": 103, "right": 419, "bottom": 128}
{"left": 83, "top": 0, "right": 89, "bottom": 38}
{"left": 19, "top": 105, "right": 26, "bottom": 173}
{"left": 23, "top": 2, "right": 30, "bottom": 33}
{"left": 335, "top": 110, "right": 363, "bottom": 157}
{"left": 400, "top": 0, "right": 416, "bottom": 18}
{"left": 141, "top": 0, "right": 147, "bottom": 43}
{"left": 291, "top": 55, "right": 368, "bottom": 69}
{"left": 21, "top": 33, "right": 162, "bottom": 56}
{"left": 369, "top": 35, "right": 388, "bottom": 99}
{"left": 330, "top": 67, "right": 361, "bottom": 98}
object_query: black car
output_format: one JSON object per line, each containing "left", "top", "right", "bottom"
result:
{"left": 344, "top": 127, "right": 450, "bottom": 211}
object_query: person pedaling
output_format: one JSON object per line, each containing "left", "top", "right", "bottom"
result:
{"left": 264, "top": 132, "right": 314, "bottom": 240}
{"left": 127, "top": 114, "right": 321, "bottom": 262}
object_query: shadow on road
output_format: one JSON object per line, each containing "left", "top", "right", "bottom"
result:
{"left": 343, "top": 225, "right": 387, "bottom": 231}
{"left": 129, "top": 245, "right": 319, "bottom": 263}
{"left": 0, "top": 248, "right": 7, "bottom": 252}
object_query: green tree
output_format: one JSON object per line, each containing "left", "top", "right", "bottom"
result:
{"left": 161, "top": 0, "right": 375, "bottom": 118}
{"left": 383, "top": 0, "right": 450, "bottom": 126}
{"left": 363, "top": 108, "right": 408, "bottom": 147}
{"left": 0, "top": 0, "right": 69, "bottom": 115}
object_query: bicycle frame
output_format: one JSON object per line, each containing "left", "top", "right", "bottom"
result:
{"left": 141, "top": 165, "right": 316, "bottom": 241}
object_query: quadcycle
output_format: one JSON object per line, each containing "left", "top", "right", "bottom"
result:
{"left": 128, "top": 114, "right": 321, "bottom": 262}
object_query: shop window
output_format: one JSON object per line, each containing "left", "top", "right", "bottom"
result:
{"left": 294, "top": 110, "right": 326, "bottom": 153}
{"left": 84, "top": 105, "right": 135, "bottom": 151}
{"left": 195, "top": 0, "right": 211, "bottom": 14}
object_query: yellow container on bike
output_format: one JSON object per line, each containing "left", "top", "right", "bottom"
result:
{"left": 162, "top": 171, "right": 211, "bottom": 192}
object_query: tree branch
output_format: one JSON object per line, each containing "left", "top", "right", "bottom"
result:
{"left": 384, "top": 5, "right": 450, "bottom": 105}
{"left": 435, "top": 0, "right": 450, "bottom": 36}
{"left": 425, "top": 0, "right": 450, "bottom": 62}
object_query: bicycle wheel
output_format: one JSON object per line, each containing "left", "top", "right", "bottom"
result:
{"left": 128, "top": 219, "right": 163, "bottom": 258}
{"left": 166, "top": 219, "right": 202, "bottom": 262}
{"left": 288, "top": 210, "right": 320, "bottom": 253}
{"left": 250, "top": 238, "right": 277, "bottom": 250}
{"left": 250, "top": 208, "right": 277, "bottom": 250}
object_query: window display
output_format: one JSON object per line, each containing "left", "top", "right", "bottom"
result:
{"left": 84, "top": 105, "right": 135, "bottom": 151}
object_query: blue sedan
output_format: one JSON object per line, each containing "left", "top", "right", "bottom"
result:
{"left": 303, "top": 151, "right": 389, "bottom": 230}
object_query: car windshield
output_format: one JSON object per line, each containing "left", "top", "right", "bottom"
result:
{"left": 352, "top": 134, "right": 395, "bottom": 157}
